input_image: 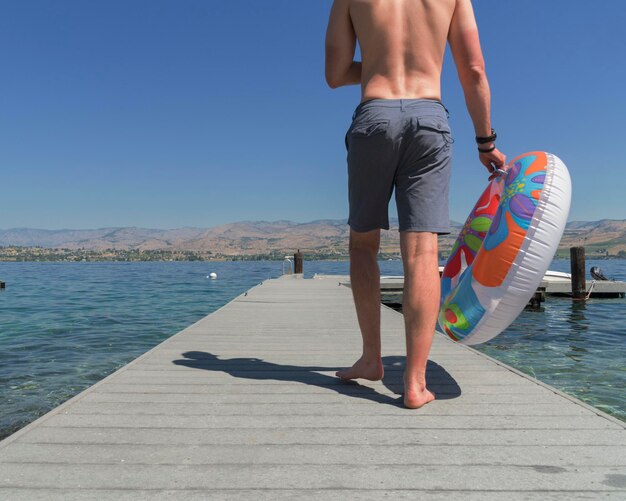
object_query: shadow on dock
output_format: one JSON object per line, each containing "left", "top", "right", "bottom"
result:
{"left": 173, "top": 352, "right": 461, "bottom": 407}
{"left": 381, "top": 356, "right": 462, "bottom": 400}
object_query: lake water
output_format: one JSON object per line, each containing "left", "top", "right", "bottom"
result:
{"left": 0, "top": 259, "right": 624, "bottom": 439}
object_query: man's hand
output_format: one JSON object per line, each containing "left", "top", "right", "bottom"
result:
{"left": 479, "top": 147, "right": 507, "bottom": 181}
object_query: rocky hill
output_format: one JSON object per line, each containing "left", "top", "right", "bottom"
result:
{"left": 558, "top": 219, "right": 626, "bottom": 256}
{"left": 0, "top": 220, "right": 406, "bottom": 257}
{"left": 1, "top": 218, "right": 625, "bottom": 257}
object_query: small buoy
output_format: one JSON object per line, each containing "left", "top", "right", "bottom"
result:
{"left": 209, "top": 272, "right": 217, "bottom": 280}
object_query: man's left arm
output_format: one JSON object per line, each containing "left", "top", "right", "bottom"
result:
{"left": 325, "top": 0, "right": 361, "bottom": 88}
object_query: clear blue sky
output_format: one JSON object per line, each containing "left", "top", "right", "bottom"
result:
{"left": 1, "top": 0, "right": 625, "bottom": 229}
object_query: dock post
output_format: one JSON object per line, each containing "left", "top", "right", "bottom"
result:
{"left": 527, "top": 286, "right": 545, "bottom": 309}
{"left": 294, "top": 250, "right": 303, "bottom": 274}
{"left": 570, "top": 246, "right": 586, "bottom": 299}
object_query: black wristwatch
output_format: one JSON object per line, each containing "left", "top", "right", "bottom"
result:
{"left": 476, "top": 128, "right": 497, "bottom": 144}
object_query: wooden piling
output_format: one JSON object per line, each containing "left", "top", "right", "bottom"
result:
{"left": 570, "top": 246, "right": 586, "bottom": 299}
{"left": 293, "top": 250, "right": 303, "bottom": 274}
{"left": 527, "top": 286, "right": 545, "bottom": 309}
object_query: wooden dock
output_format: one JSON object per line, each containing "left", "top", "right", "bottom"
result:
{"left": 1, "top": 274, "right": 625, "bottom": 499}
{"left": 379, "top": 270, "right": 626, "bottom": 299}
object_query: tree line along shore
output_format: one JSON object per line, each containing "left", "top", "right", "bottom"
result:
{"left": 1, "top": 245, "right": 624, "bottom": 263}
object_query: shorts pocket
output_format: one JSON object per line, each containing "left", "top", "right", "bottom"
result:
{"left": 350, "top": 120, "right": 390, "bottom": 137}
{"left": 417, "top": 116, "right": 453, "bottom": 144}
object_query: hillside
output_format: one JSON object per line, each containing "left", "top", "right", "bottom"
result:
{"left": 1, "top": 219, "right": 625, "bottom": 258}
{"left": 558, "top": 219, "right": 626, "bottom": 256}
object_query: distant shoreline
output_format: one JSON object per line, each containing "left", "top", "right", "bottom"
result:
{"left": 0, "top": 246, "right": 623, "bottom": 263}
{"left": 0, "top": 246, "right": 353, "bottom": 262}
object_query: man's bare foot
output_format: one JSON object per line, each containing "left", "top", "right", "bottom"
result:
{"left": 403, "top": 373, "right": 436, "bottom": 409}
{"left": 336, "top": 357, "right": 384, "bottom": 381}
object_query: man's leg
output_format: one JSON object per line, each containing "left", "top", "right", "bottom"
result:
{"left": 336, "top": 228, "right": 384, "bottom": 381}
{"left": 400, "top": 230, "right": 439, "bottom": 408}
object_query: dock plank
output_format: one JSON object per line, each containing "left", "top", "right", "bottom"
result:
{"left": 1, "top": 489, "right": 624, "bottom": 501}
{"left": 1, "top": 463, "right": 625, "bottom": 491}
{"left": 15, "top": 426, "right": 626, "bottom": 447}
{"left": 36, "top": 413, "right": 621, "bottom": 430}
{"left": 3, "top": 443, "right": 624, "bottom": 467}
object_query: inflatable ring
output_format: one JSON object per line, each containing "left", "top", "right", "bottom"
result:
{"left": 439, "top": 151, "right": 572, "bottom": 345}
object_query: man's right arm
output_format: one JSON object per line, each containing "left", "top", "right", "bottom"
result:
{"left": 448, "top": 0, "right": 506, "bottom": 174}
{"left": 325, "top": 0, "right": 361, "bottom": 89}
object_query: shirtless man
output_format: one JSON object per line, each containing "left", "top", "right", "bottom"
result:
{"left": 325, "top": 0, "right": 506, "bottom": 408}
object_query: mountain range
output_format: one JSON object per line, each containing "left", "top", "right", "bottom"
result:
{"left": 1, "top": 219, "right": 625, "bottom": 256}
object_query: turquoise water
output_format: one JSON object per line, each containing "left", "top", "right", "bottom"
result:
{"left": 0, "top": 259, "right": 624, "bottom": 439}
{"left": 475, "top": 259, "right": 626, "bottom": 420}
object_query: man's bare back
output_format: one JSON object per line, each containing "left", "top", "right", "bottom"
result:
{"left": 326, "top": 0, "right": 506, "bottom": 172}
{"left": 349, "top": 0, "right": 456, "bottom": 102}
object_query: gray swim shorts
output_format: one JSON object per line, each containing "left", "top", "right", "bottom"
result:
{"left": 345, "top": 98, "right": 453, "bottom": 234}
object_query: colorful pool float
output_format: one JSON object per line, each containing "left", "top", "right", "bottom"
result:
{"left": 439, "top": 151, "right": 572, "bottom": 345}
